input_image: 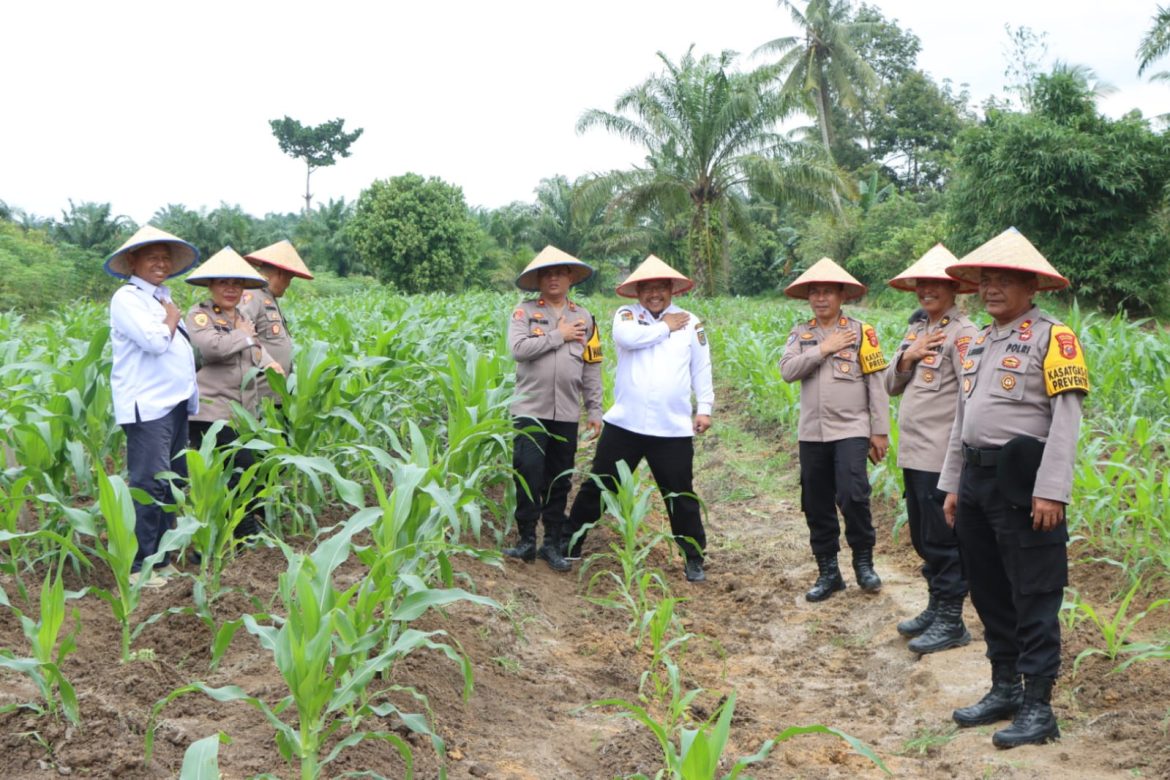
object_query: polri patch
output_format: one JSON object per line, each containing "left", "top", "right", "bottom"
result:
{"left": 193, "top": 312, "right": 210, "bottom": 327}
{"left": 1001, "top": 374, "right": 1016, "bottom": 391}
{"left": 272, "top": 324, "right": 281, "bottom": 335}
{"left": 1002, "top": 356, "right": 1021, "bottom": 369}
{"left": 620, "top": 310, "right": 635, "bottom": 321}
{"left": 922, "top": 370, "right": 935, "bottom": 383}
{"left": 955, "top": 336, "right": 972, "bottom": 359}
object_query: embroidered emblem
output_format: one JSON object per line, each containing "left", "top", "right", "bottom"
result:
{"left": 532, "top": 327, "right": 544, "bottom": 336}
{"left": 212, "top": 305, "right": 221, "bottom": 314}
{"left": 513, "top": 308, "right": 525, "bottom": 320}
{"left": 838, "top": 317, "right": 848, "bottom": 327}
{"left": 922, "top": 355, "right": 937, "bottom": 366}
{"left": 801, "top": 332, "right": 815, "bottom": 340}
{"left": 1001, "top": 374, "right": 1016, "bottom": 391}
{"left": 264, "top": 298, "right": 273, "bottom": 306}
{"left": 215, "top": 318, "right": 228, "bottom": 326}
{"left": 242, "top": 292, "right": 252, "bottom": 304}
{"left": 1018, "top": 332, "right": 1032, "bottom": 342}
{"left": 1020, "top": 320, "right": 1032, "bottom": 331}
{"left": 963, "top": 359, "right": 975, "bottom": 370}
{"left": 696, "top": 326, "right": 707, "bottom": 346}
{"left": 787, "top": 332, "right": 797, "bottom": 344}
{"left": 839, "top": 362, "right": 851, "bottom": 374}
{"left": 955, "top": 336, "right": 972, "bottom": 359}
{"left": 940, "top": 316, "right": 951, "bottom": 327}
{"left": 534, "top": 311, "right": 545, "bottom": 319}
{"left": 272, "top": 324, "right": 281, "bottom": 335}
{"left": 193, "top": 312, "right": 210, "bottom": 327}
{"left": 963, "top": 377, "right": 972, "bottom": 394}
{"left": 537, "top": 299, "right": 546, "bottom": 306}
{"left": 864, "top": 326, "right": 879, "bottom": 347}
{"left": 620, "top": 310, "right": 634, "bottom": 321}
{"left": 569, "top": 302, "right": 577, "bottom": 312}
{"left": 1002, "top": 356, "right": 1021, "bottom": 369}
{"left": 975, "top": 335, "right": 986, "bottom": 345}
{"left": 922, "top": 370, "right": 935, "bottom": 383}
{"left": 906, "top": 332, "right": 918, "bottom": 342}
{"left": 1057, "top": 332, "right": 1078, "bottom": 359}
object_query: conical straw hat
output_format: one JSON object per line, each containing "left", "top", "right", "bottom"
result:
{"left": 245, "top": 240, "right": 314, "bottom": 279}
{"left": 615, "top": 255, "right": 694, "bottom": 298}
{"left": 946, "top": 228, "right": 1069, "bottom": 292}
{"left": 104, "top": 225, "right": 199, "bottom": 279}
{"left": 184, "top": 247, "right": 269, "bottom": 289}
{"left": 888, "top": 243, "right": 978, "bottom": 293}
{"left": 784, "top": 257, "right": 866, "bottom": 300}
{"left": 515, "top": 245, "right": 594, "bottom": 291}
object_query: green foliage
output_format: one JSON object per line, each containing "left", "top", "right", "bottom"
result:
{"left": 348, "top": 173, "right": 481, "bottom": 293}
{"left": 0, "top": 222, "right": 109, "bottom": 314}
{"left": 52, "top": 199, "right": 134, "bottom": 254}
{"left": 270, "top": 116, "right": 364, "bottom": 212}
{"left": 947, "top": 65, "right": 1170, "bottom": 312}
{"left": 1138, "top": 4, "right": 1170, "bottom": 78}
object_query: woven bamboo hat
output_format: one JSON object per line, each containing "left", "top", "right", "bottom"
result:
{"left": 245, "top": 240, "right": 314, "bottom": 280}
{"left": 784, "top": 257, "right": 866, "bottom": 300}
{"left": 615, "top": 255, "right": 694, "bottom": 298}
{"left": 515, "top": 245, "right": 593, "bottom": 291}
{"left": 946, "top": 228, "right": 1070, "bottom": 292}
{"left": 184, "top": 247, "right": 269, "bottom": 289}
{"left": 104, "top": 225, "right": 199, "bottom": 280}
{"left": 888, "top": 244, "right": 978, "bottom": 293}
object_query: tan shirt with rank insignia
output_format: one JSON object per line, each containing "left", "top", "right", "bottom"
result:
{"left": 938, "top": 306, "right": 1088, "bottom": 504}
{"left": 781, "top": 314, "right": 890, "bottom": 442}
{"left": 186, "top": 300, "right": 276, "bottom": 423}
{"left": 509, "top": 298, "right": 603, "bottom": 423}
{"left": 885, "top": 306, "right": 979, "bottom": 471}
{"left": 238, "top": 289, "right": 293, "bottom": 373}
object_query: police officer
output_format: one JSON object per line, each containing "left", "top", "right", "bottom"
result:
{"left": 238, "top": 240, "right": 314, "bottom": 398}
{"left": 505, "top": 246, "right": 603, "bottom": 572}
{"left": 185, "top": 248, "right": 282, "bottom": 537}
{"left": 780, "top": 258, "right": 890, "bottom": 601}
{"left": 885, "top": 245, "right": 979, "bottom": 653}
{"left": 564, "top": 255, "right": 713, "bottom": 583}
{"left": 939, "top": 228, "right": 1088, "bottom": 748}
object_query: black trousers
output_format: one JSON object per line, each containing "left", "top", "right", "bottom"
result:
{"left": 566, "top": 423, "right": 705, "bottom": 561}
{"left": 799, "top": 437, "right": 875, "bottom": 556}
{"left": 512, "top": 417, "right": 578, "bottom": 538}
{"left": 904, "top": 468, "right": 968, "bottom": 600}
{"left": 123, "top": 402, "right": 188, "bottom": 572}
{"left": 956, "top": 462, "right": 1066, "bottom": 677}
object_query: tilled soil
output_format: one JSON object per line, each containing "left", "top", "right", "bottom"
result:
{"left": 1, "top": 415, "right": 1168, "bottom": 779}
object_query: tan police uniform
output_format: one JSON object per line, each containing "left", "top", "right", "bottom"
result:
{"left": 509, "top": 297, "right": 603, "bottom": 423}
{"left": 780, "top": 314, "right": 889, "bottom": 562}
{"left": 187, "top": 300, "right": 275, "bottom": 423}
{"left": 238, "top": 289, "right": 292, "bottom": 402}
{"left": 886, "top": 305, "right": 979, "bottom": 624}
{"left": 938, "top": 305, "right": 1087, "bottom": 680}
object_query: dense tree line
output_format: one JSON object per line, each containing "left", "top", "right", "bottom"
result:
{"left": 4, "top": 1, "right": 1170, "bottom": 314}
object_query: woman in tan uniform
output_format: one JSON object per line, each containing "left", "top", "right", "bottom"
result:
{"left": 184, "top": 248, "right": 283, "bottom": 537}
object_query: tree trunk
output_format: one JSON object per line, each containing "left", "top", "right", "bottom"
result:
{"left": 814, "top": 87, "right": 843, "bottom": 213}
{"left": 304, "top": 163, "right": 313, "bottom": 215}
{"left": 689, "top": 202, "right": 711, "bottom": 297}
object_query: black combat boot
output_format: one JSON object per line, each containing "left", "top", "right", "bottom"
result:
{"left": 805, "top": 553, "right": 846, "bottom": 602}
{"left": 953, "top": 661, "right": 1024, "bottom": 727}
{"left": 503, "top": 521, "right": 537, "bottom": 562}
{"left": 852, "top": 547, "right": 882, "bottom": 592}
{"left": 537, "top": 520, "right": 571, "bottom": 572}
{"left": 897, "top": 593, "right": 938, "bottom": 637}
{"left": 992, "top": 676, "right": 1060, "bottom": 748}
{"left": 908, "top": 597, "right": 971, "bottom": 654}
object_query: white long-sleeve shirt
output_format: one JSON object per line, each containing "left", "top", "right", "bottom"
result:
{"left": 604, "top": 302, "right": 714, "bottom": 438}
{"left": 109, "top": 276, "right": 198, "bottom": 425}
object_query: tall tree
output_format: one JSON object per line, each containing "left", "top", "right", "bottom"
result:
{"left": 53, "top": 200, "right": 134, "bottom": 254}
{"left": 1138, "top": 5, "right": 1170, "bottom": 78}
{"left": 578, "top": 47, "right": 838, "bottom": 295}
{"left": 269, "top": 116, "right": 364, "bottom": 213}
{"left": 756, "top": 0, "right": 878, "bottom": 182}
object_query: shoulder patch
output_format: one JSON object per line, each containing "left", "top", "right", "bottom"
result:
{"left": 1044, "top": 325, "right": 1090, "bottom": 396}
{"left": 859, "top": 322, "right": 888, "bottom": 374}
{"left": 242, "top": 292, "right": 253, "bottom": 304}
{"left": 513, "top": 308, "right": 525, "bottom": 321}
{"left": 955, "top": 335, "right": 972, "bottom": 360}
{"left": 193, "top": 312, "right": 210, "bottom": 327}
{"left": 619, "top": 309, "right": 635, "bottom": 321}
{"left": 695, "top": 324, "right": 707, "bottom": 346}
{"left": 583, "top": 322, "right": 603, "bottom": 364}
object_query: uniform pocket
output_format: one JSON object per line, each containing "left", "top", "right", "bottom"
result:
{"left": 832, "top": 360, "right": 862, "bottom": 381}
{"left": 1015, "top": 525, "right": 1069, "bottom": 595}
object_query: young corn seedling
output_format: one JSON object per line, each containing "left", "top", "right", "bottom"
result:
{"left": 1071, "top": 578, "right": 1170, "bottom": 674}
{"left": 637, "top": 597, "right": 695, "bottom": 705}
{"left": 0, "top": 557, "right": 84, "bottom": 724}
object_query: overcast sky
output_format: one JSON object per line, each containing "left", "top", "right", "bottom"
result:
{"left": 3, "top": 0, "right": 1165, "bottom": 224}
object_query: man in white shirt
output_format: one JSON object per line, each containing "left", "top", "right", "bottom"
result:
{"left": 563, "top": 255, "right": 714, "bottom": 582}
{"left": 105, "top": 226, "right": 200, "bottom": 586}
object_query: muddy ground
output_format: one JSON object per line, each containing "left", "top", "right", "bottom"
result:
{"left": 2, "top": 398, "right": 1168, "bottom": 779}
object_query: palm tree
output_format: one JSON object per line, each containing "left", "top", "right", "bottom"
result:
{"left": 578, "top": 47, "right": 838, "bottom": 295}
{"left": 1138, "top": 5, "right": 1170, "bottom": 78}
{"left": 54, "top": 200, "right": 134, "bottom": 253}
{"left": 756, "top": 0, "right": 877, "bottom": 170}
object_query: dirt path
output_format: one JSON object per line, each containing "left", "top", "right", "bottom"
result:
{"left": 1, "top": 397, "right": 1167, "bottom": 778}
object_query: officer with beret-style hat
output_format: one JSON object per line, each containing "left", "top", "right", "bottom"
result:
{"left": 938, "top": 228, "right": 1089, "bottom": 749}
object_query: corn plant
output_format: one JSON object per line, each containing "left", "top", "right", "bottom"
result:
{"left": 637, "top": 597, "right": 694, "bottom": 705}
{"left": 579, "top": 462, "right": 675, "bottom": 632}
{"left": 177, "top": 732, "right": 230, "bottom": 779}
{"left": 0, "top": 558, "right": 84, "bottom": 724}
{"left": 1070, "top": 578, "right": 1170, "bottom": 674}
{"left": 594, "top": 667, "right": 890, "bottom": 779}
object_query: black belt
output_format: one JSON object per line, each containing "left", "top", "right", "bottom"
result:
{"left": 962, "top": 444, "right": 1001, "bottom": 467}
